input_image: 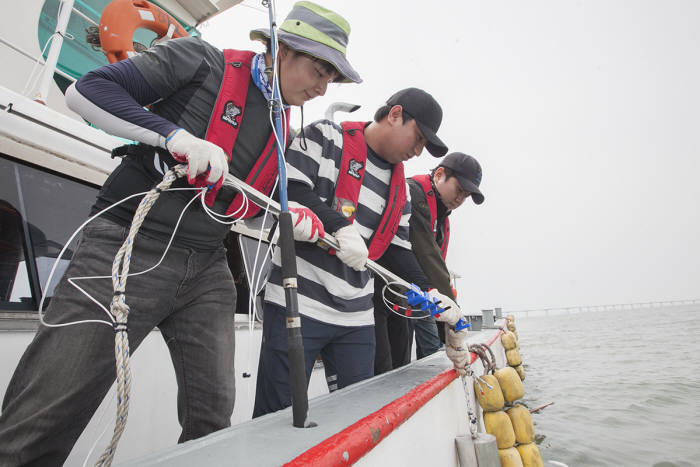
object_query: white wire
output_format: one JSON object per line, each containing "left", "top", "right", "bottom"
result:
{"left": 39, "top": 187, "right": 201, "bottom": 330}
{"left": 199, "top": 187, "right": 250, "bottom": 224}
{"left": 380, "top": 281, "right": 433, "bottom": 321}
{"left": 22, "top": 32, "right": 58, "bottom": 96}
{"left": 81, "top": 386, "right": 117, "bottom": 467}
{"left": 239, "top": 10, "right": 294, "bottom": 373}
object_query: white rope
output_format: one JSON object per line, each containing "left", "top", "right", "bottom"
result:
{"left": 460, "top": 369, "right": 479, "bottom": 438}
{"left": 94, "top": 165, "right": 186, "bottom": 467}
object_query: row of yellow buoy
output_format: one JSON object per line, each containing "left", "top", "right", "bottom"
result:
{"left": 473, "top": 315, "right": 544, "bottom": 467}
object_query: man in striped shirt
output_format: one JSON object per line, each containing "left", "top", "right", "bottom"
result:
{"left": 254, "top": 88, "right": 467, "bottom": 416}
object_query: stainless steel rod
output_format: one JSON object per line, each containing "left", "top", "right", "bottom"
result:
{"left": 222, "top": 173, "right": 410, "bottom": 289}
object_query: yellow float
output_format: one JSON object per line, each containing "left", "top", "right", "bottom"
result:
{"left": 506, "top": 348, "right": 522, "bottom": 367}
{"left": 514, "top": 364, "right": 526, "bottom": 381}
{"left": 495, "top": 366, "right": 525, "bottom": 402}
{"left": 506, "top": 404, "right": 534, "bottom": 444}
{"left": 516, "top": 442, "right": 544, "bottom": 467}
{"left": 483, "top": 410, "right": 516, "bottom": 449}
{"left": 498, "top": 446, "right": 524, "bottom": 467}
{"left": 474, "top": 374, "right": 504, "bottom": 412}
{"left": 501, "top": 330, "right": 518, "bottom": 350}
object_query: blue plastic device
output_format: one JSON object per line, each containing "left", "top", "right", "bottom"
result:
{"left": 405, "top": 284, "right": 470, "bottom": 331}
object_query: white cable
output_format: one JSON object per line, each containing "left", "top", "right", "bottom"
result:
{"left": 23, "top": 33, "right": 57, "bottom": 97}
{"left": 81, "top": 387, "right": 117, "bottom": 467}
{"left": 199, "top": 188, "right": 250, "bottom": 224}
{"left": 380, "top": 281, "right": 433, "bottom": 321}
{"left": 39, "top": 187, "right": 201, "bottom": 330}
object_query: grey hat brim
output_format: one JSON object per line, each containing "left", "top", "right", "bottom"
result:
{"left": 454, "top": 176, "right": 484, "bottom": 204}
{"left": 250, "top": 28, "right": 361, "bottom": 84}
{"left": 414, "top": 120, "right": 448, "bottom": 157}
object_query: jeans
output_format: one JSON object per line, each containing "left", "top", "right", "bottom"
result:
{"left": 0, "top": 218, "right": 236, "bottom": 466}
{"left": 373, "top": 284, "right": 411, "bottom": 375}
{"left": 409, "top": 314, "right": 442, "bottom": 359}
{"left": 253, "top": 303, "right": 375, "bottom": 418}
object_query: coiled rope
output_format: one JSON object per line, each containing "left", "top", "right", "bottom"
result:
{"left": 95, "top": 165, "right": 186, "bottom": 467}
{"left": 469, "top": 342, "right": 496, "bottom": 375}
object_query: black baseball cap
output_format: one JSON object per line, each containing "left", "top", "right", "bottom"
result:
{"left": 438, "top": 152, "right": 485, "bottom": 204}
{"left": 386, "top": 88, "right": 448, "bottom": 157}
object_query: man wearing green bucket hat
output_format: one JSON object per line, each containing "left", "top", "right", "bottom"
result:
{"left": 0, "top": 2, "right": 359, "bottom": 465}
{"left": 250, "top": 1, "right": 361, "bottom": 85}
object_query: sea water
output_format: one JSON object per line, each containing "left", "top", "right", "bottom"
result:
{"left": 514, "top": 305, "right": 700, "bottom": 467}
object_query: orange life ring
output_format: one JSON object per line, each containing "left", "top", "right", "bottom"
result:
{"left": 98, "top": 0, "right": 189, "bottom": 63}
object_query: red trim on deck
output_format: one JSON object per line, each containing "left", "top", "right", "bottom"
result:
{"left": 285, "top": 326, "right": 505, "bottom": 466}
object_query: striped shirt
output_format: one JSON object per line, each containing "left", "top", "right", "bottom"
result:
{"left": 265, "top": 120, "right": 412, "bottom": 326}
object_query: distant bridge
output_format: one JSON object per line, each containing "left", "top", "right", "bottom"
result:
{"left": 505, "top": 298, "right": 700, "bottom": 318}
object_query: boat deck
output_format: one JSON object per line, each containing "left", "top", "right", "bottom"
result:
{"left": 120, "top": 327, "right": 504, "bottom": 466}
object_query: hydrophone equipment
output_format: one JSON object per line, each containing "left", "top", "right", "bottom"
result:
{"left": 406, "top": 284, "right": 470, "bottom": 331}
{"left": 221, "top": 172, "right": 469, "bottom": 331}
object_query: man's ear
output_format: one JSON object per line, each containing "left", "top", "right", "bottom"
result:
{"left": 386, "top": 104, "right": 403, "bottom": 126}
{"left": 433, "top": 166, "right": 445, "bottom": 182}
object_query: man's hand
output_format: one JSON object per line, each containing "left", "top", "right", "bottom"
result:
{"left": 333, "top": 225, "right": 368, "bottom": 271}
{"left": 165, "top": 128, "right": 229, "bottom": 205}
{"left": 445, "top": 325, "right": 469, "bottom": 374}
{"left": 289, "top": 201, "right": 325, "bottom": 242}
{"left": 427, "top": 288, "right": 461, "bottom": 326}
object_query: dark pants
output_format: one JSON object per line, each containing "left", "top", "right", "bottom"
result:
{"left": 409, "top": 314, "right": 442, "bottom": 359}
{"left": 373, "top": 284, "right": 411, "bottom": 375}
{"left": 253, "top": 303, "right": 374, "bottom": 418}
{"left": 0, "top": 218, "right": 236, "bottom": 466}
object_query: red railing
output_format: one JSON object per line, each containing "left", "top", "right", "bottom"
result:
{"left": 284, "top": 327, "right": 505, "bottom": 466}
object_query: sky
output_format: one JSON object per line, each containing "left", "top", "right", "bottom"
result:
{"left": 202, "top": 0, "right": 700, "bottom": 312}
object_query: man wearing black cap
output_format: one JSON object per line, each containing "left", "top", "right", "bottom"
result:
{"left": 254, "top": 88, "right": 470, "bottom": 416}
{"left": 374, "top": 153, "right": 485, "bottom": 374}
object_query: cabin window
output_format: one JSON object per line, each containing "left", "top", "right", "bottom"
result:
{"left": 0, "top": 156, "right": 97, "bottom": 311}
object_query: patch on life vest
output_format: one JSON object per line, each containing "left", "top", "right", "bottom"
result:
{"left": 334, "top": 197, "right": 356, "bottom": 218}
{"left": 221, "top": 101, "right": 242, "bottom": 128}
{"left": 347, "top": 159, "right": 364, "bottom": 179}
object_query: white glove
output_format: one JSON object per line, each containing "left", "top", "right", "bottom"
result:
{"left": 427, "top": 289, "right": 461, "bottom": 326}
{"left": 288, "top": 202, "right": 325, "bottom": 242}
{"left": 333, "top": 225, "right": 368, "bottom": 271}
{"left": 445, "top": 325, "right": 469, "bottom": 375}
{"left": 165, "top": 129, "right": 229, "bottom": 185}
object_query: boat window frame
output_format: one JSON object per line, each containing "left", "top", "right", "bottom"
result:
{"left": 0, "top": 154, "right": 99, "bottom": 315}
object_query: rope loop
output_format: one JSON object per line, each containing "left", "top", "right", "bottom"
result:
{"left": 469, "top": 342, "right": 496, "bottom": 375}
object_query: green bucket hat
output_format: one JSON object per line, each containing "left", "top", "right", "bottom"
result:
{"left": 250, "top": 1, "right": 361, "bottom": 83}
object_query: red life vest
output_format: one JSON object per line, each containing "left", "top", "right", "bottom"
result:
{"left": 205, "top": 49, "right": 290, "bottom": 218}
{"left": 411, "top": 174, "right": 450, "bottom": 260}
{"left": 333, "top": 121, "right": 407, "bottom": 261}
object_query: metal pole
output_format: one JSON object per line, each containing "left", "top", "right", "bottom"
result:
{"left": 265, "top": 0, "right": 310, "bottom": 428}
{"left": 324, "top": 102, "right": 360, "bottom": 121}
{"left": 35, "top": 0, "right": 74, "bottom": 104}
{"left": 223, "top": 174, "right": 409, "bottom": 288}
